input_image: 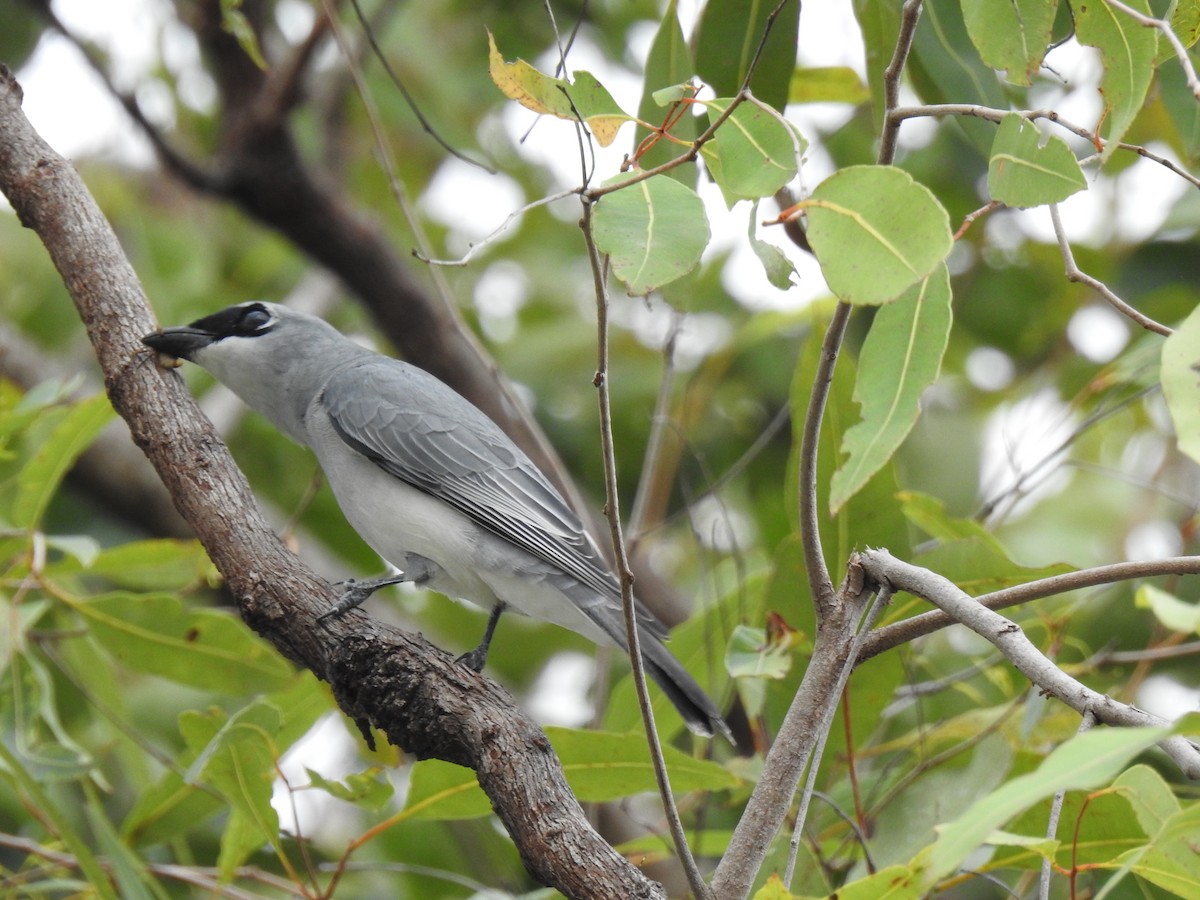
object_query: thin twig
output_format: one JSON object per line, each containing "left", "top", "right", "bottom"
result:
{"left": 1039, "top": 709, "right": 1096, "bottom": 900}
{"left": 859, "top": 555, "right": 1200, "bottom": 662}
{"left": 584, "top": 88, "right": 751, "bottom": 199}
{"left": 1088, "top": 638, "right": 1200, "bottom": 665}
{"left": 877, "top": 0, "right": 927, "bottom": 163}
{"left": 1048, "top": 203, "right": 1172, "bottom": 336}
{"left": 0, "top": 832, "right": 303, "bottom": 899}
{"left": 739, "top": 0, "right": 795, "bottom": 94}
{"left": 579, "top": 198, "right": 712, "bottom": 900}
{"left": 346, "top": 0, "right": 494, "bottom": 171}
{"left": 797, "top": 303, "right": 850, "bottom": 614}
{"left": 890, "top": 104, "right": 1200, "bottom": 189}
{"left": 415, "top": 189, "right": 577, "bottom": 266}
{"left": 976, "top": 382, "right": 1159, "bottom": 523}
{"left": 628, "top": 309, "right": 684, "bottom": 540}
{"left": 858, "top": 548, "right": 1200, "bottom": 778}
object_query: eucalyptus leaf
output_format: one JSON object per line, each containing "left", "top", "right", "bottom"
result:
{"left": 962, "top": 0, "right": 1057, "bottom": 86}
{"left": 919, "top": 726, "right": 1169, "bottom": 889}
{"left": 988, "top": 114, "right": 1087, "bottom": 207}
{"left": 705, "top": 98, "right": 800, "bottom": 200}
{"left": 804, "top": 165, "right": 952, "bottom": 305}
{"left": 592, "top": 174, "right": 710, "bottom": 294}
{"left": 830, "top": 266, "right": 952, "bottom": 512}
{"left": 83, "top": 593, "right": 294, "bottom": 694}
{"left": 13, "top": 393, "right": 114, "bottom": 528}
{"left": 1076, "top": 0, "right": 1158, "bottom": 160}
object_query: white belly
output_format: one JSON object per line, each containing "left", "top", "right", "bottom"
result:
{"left": 304, "top": 410, "right": 612, "bottom": 646}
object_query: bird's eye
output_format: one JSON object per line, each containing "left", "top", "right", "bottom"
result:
{"left": 240, "top": 306, "right": 273, "bottom": 332}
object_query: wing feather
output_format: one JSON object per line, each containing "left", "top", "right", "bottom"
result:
{"left": 321, "top": 359, "right": 641, "bottom": 614}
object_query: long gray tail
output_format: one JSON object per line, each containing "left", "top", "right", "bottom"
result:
{"left": 637, "top": 629, "right": 733, "bottom": 741}
{"left": 579, "top": 596, "right": 731, "bottom": 740}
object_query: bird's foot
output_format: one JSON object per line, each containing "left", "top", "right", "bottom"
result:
{"left": 316, "top": 556, "right": 440, "bottom": 624}
{"left": 317, "top": 574, "right": 409, "bottom": 624}
{"left": 456, "top": 646, "right": 488, "bottom": 673}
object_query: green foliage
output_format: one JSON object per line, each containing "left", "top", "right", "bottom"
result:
{"left": 4, "top": 0, "right": 1200, "bottom": 896}
{"left": 987, "top": 113, "right": 1088, "bottom": 207}
{"left": 803, "top": 166, "right": 953, "bottom": 306}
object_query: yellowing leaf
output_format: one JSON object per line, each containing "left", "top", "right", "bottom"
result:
{"left": 486, "top": 32, "right": 633, "bottom": 147}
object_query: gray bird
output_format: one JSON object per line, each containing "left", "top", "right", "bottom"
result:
{"left": 143, "top": 301, "right": 729, "bottom": 739}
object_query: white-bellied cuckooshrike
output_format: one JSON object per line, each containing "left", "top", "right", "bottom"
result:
{"left": 144, "top": 301, "right": 729, "bottom": 739}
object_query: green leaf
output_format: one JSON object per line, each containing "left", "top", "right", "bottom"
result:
{"left": 913, "top": 537, "right": 1073, "bottom": 597}
{"left": 48, "top": 538, "right": 212, "bottom": 592}
{"left": 219, "top": 0, "right": 267, "bottom": 69}
{"left": 788, "top": 66, "right": 870, "bottom": 105}
{"left": 805, "top": 865, "right": 922, "bottom": 900}
{"left": 1113, "top": 764, "right": 1181, "bottom": 836}
{"left": 694, "top": 0, "right": 801, "bottom": 111}
{"left": 123, "top": 769, "right": 225, "bottom": 846}
{"left": 1135, "top": 584, "right": 1200, "bottom": 633}
{"left": 404, "top": 728, "right": 738, "bottom": 820}
{"left": 830, "top": 266, "right": 952, "bottom": 512}
{"left": 1076, "top": 0, "right": 1158, "bottom": 160}
{"left": 570, "top": 71, "right": 634, "bottom": 148}
{"left": 404, "top": 759, "right": 489, "bottom": 820}
{"left": 306, "top": 767, "right": 394, "bottom": 811}
{"left": 179, "top": 702, "right": 282, "bottom": 871}
{"left": 726, "top": 623, "right": 796, "bottom": 718}
{"left": 83, "top": 593, "right": 294, "bottom": 694}
{"left": 549, "top": 727, "right": 738, "bottom": 800}
{"left": 1113, "top": 799, "right": 1200, "bottom": 895}
{"left": 13, "top": 393, "right": 114, "bottom": 528}
{"left": 908, "top": 0, "right": 1011, "bottom": 155}
{"left": 749, "top": 201, "right": 798, "bottom": 289}
{"left": 987, "top": 114, "right": 1088, "bottom": 207}
{"left": 962, "top": 0, "right": 1058, "bottom": 86}
{"left": 919, "top": 726, "right": 1170, "bottom": 888}
{"left": 852, "top": 0, "right": 902, "bottom": 127}
{"left": 704, "top": 98, "right": 800, "bottom": 200}
{"left": 1170, "top": 0, "right": 1200, "bottom": 51}
{"left": 636, "top": 0, "right": 697, "bottom": 176}
{"left": 1162, "top": 304, "right": 1200, "bottom": 465}
{"left": 1159, "top": 51, "right": 1200, "bottom": 164}
{"left": 592, "top": 174, "right": 710, "bottom": 295}
{"left": 83, "top": 783, "right": 158, "bottom": 900}
{"left": 898, "top": 490, "right": 1007, "bottom": 550}
{"left": 803, "top": 166, "right": 952, "bottom": 305}
{"left": 487, "top": 32, "right": 633, "bottom": 147}
{"left": 219, "top": 807, "right": 273, "bottom": 879}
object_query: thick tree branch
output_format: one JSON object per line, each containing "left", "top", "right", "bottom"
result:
{"left": 710, "top": 561, "right": 874, "bottom": 898}
{"left": 0, "top": 63, "right": 664, "bottom": 900}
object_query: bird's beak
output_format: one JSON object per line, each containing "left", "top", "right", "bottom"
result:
{"left": 142, "top": 326, "right": 217, "bottom": 363}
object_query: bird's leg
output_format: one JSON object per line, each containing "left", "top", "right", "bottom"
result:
{"left": 316, "top": 555, "right": 438, "bottom": 623}
{"left": 457, "top": 603, "right": 506, "bottom": 672}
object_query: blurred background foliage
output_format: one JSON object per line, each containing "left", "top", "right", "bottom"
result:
{"left": 1, "top": 0, "right": 1200, "bottom": 897}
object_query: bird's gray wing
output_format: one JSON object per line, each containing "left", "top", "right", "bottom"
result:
{"left": 321, "top": 358, "right": 666, "bottom": 636}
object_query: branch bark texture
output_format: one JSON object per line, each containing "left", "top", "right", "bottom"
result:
{"left": 0, "top": 64, "right": 663, "bottom": 900}
{"left": 858, "top": 548, "right": 1200, "bottom": 779}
